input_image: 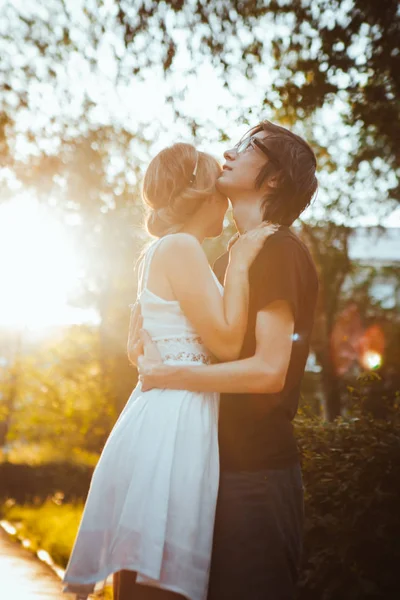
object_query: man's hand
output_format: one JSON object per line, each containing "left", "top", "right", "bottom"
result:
{"left": 137, "top": 329, "right": 165, "bottom": 391}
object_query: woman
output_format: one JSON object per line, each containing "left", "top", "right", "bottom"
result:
{"left": 63, "top": 143, "right": 276, "bottom": 600}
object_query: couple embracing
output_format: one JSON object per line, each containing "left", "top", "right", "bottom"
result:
{"left": 63, "top": 121, "right": 318, "bottom": 600}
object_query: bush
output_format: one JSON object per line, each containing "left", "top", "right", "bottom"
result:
{"left": 0, "top": 462, "right": 93, "bottom": 504}
{"left": 296, "top": 415, "right": 400, "bottom": 600}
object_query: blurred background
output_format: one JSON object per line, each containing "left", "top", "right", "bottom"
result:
{"left": 0, "top": 2, "right": 399, "bottom": 598}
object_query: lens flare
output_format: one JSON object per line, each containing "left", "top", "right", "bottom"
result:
{"left": 359, "top": 324, "right": 385, "bottom": 371}
{"left": 360, "top": 350, "right": 382, "bottom": 371}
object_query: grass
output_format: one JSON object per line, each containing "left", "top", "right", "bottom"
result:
{"left": 2, "top": 497, "right": 113, "bottom": 598}
{"left": 3, "top": 497, "right": 83, "bottom": 568}
{"left": 0, "top": 443, "right": 100, "bottom": 466}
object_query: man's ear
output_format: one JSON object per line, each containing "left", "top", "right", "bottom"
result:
{"left": 266, "top": 174, "right": 279, "bottom": 189}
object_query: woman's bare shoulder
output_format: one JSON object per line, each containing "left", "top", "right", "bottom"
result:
{"left": 154, "top": 234, "right": 208, "bottom": 277}
{"left": 158, "top": 233, "right": 203, "bottom": 257}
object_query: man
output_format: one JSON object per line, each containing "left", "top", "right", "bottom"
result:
{"left": 138, "top": 121, "right": 319, "bottom": 599}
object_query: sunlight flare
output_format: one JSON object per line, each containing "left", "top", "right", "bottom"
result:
{"left": 0, "top": 194, "right": 85, "bottom": 329}
{"left": 361, "top": 350, "right": 382, "bottom": 371}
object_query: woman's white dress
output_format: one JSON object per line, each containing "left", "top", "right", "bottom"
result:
{"left": 63, "top": 236, "right": 221, "bottom": 600}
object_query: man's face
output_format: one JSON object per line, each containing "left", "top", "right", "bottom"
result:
{"left": 216, "top": 131, "right": 270, "bottom": 198}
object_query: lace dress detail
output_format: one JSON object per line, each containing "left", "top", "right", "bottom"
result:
{"left": 155, "top": 335, "right": 212, "bottom": 365}
{"left": 63, "top": 235, "right": 222, "bottom": 600}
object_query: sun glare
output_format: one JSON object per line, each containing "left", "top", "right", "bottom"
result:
{"left": 0, "top": 195, "right": 88, "bottom": 330}
{"left": 361, "top": 351, "right": 382, "bottom": 371}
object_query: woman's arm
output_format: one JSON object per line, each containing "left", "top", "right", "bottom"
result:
{"left": 139, "top": 300, "right": 294, "bottom": 396}
{"left": 158, "top": 228, "right": 276, "bottom": 362}
{"left": 127, "top": 302, "right": 143, "bottom": 367}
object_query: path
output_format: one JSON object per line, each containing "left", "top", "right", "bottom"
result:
{"left": 0, "top": 526, "right": 75, "bottom": 599}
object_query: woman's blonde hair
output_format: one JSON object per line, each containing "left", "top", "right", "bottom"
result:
{"left": 142, "top": 143, "right": 222, "bottom": 237}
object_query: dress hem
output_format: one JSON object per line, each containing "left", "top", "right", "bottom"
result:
{"left": 64, "top": 564, "right": 192, "bottom": 600}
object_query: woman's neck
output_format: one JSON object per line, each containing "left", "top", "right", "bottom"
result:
{"left": 180, "top": 222, "right": 207, "bottom": 244}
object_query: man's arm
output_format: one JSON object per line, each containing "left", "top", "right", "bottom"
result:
{"left": 139, "top": 299, "right": 294, "bottom": 396}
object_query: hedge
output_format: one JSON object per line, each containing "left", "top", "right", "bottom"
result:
{"left": 0, "top": 461, "right": 93, "bottom": 504}
{"left": 296, "top": 416, "right": 400, "bottom": 600}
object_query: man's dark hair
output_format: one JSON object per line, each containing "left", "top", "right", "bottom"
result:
{"left": 246, "top": 121, "right": 318, "bottom": 226}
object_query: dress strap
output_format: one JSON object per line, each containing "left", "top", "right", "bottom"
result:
{"left": 141, "top": 238, "right": 162, "bottom": 291}
{"left": 139, "top": 234, "right": 175, "bottom": 296}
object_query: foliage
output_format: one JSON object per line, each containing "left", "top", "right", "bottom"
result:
{"left": 298, "top": 223, "right": 400, "bottom": 419}
{"left": 0, "top": 461, "right": 93, "bottom": 504}
{"left": 269, "top": 0, "right": 399, "bottom": 201}
{"left": 299, "top": 222, "right": 353, "bottom": 419}
{"left": 0, "top": 333, "right": 22, "bottom": 447}
{"left": 0, "top": 442, "right": 99, "bottom": 467}
{"left": 140, "top": 0, "right": 400, "bottom": 203}
{"left": 296, "top": 414, "right": 400, "bottom": 600}
{"left": 1, "top": 326, "right": 135, "bottom": 455}
{"left": 2, "top": 1, "right": 399, "bottom": 199}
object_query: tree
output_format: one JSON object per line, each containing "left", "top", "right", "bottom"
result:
{"left": 117, "top": 0, "right": 399, "bottom": 201}
{"left": 1, "top": 0, "right": 399, "bottom": 422}
{"left": 2, "top": 1, "right": 399, "bottom": 194}
{"left": 302, "top": 223, "right": 400, "bottom": 420}
{"left": 299, "top": 222, "right": 353, "bottom": 419}
{"left": 268, "top": 0, "right": 400, "bottom": 200}
{"left": 0, "top": 331, "right": 23, "bottom": 452}
{"left": 5, "top": 326, "right": 119, "bottom": 457}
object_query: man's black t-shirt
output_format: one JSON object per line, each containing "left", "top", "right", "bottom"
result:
{"left": 213, "top": 227, "right": 318, "bottom": 471}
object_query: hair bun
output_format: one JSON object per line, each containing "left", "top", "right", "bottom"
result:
{"left": 146, "top": 207, "right": 184, "bottom": 237}
{"left": 142, "top": 143, "right": 221, "bottom": 237}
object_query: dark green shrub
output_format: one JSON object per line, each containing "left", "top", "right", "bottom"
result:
{"left": 0, "top": 462, "right": 93, "bottom": 504}
{"left": 296, "top": 415, "right": 400, "bottom": 600}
